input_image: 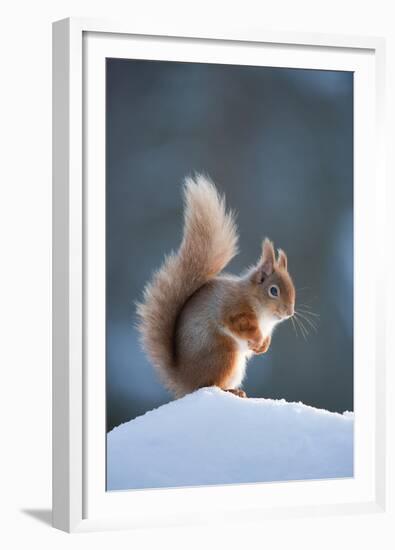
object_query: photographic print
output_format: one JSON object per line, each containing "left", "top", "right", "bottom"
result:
{"left": 105, "top": 58, "right": 354, "bottom": 491}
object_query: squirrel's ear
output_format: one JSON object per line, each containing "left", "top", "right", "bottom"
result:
{"left": 277, "top": 248, "right": 288, "bottom": 271}
{"left": 252, "top": 238, "right": 275, "bottom": 283}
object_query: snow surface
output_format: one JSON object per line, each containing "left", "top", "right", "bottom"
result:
{"left": 107, "top": 387, "right": 353, "bottom": 491}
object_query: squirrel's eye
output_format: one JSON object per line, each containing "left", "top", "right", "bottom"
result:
{"left": 268, "top": 285, "right": 280, "bottom": 298}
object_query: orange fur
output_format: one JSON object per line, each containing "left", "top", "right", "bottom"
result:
{"left": 250, "top": 335, "right": 271, "bottom": 354}
{"left": 137, "top": 175, "right": 295, "bottom": 397}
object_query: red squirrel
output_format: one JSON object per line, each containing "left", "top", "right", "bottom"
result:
{"left": 137, "top": 174, "right": 296, "bottom": 398}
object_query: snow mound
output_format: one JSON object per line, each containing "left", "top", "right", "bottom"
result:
{"left": 107, "top": 387, "right": 353, "bottom": 491}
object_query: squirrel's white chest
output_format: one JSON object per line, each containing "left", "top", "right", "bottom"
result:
{"left": 222, "top": 329, "right": 254, "bottom": 389}
{"left": 229, "top": 349, "right": 252, "bottom": 388}
{"left": 258, "top": 315, "right": 278, "bottom": 339}
{"left": 221, "top": 314, "right": 278, "bottom": 389}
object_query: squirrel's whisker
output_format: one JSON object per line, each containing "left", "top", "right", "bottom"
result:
{"left": 294, "top": 317, "right": 303, "bottom": 339}
{"left": 298, "top": 319, "right": 308, "bottom": 341}
{"left": 294, "top": 315, "right": 308, "bottom": 340}
{"left": 295, "top": 311, "right": 318, "bottom": 332}
{"left": 297, "top": 307, "right": 320, "bottom": 318}
{"left": 295, "top": 313, "right": 310, "bottom": 339}
{"left": 290, "top": 316, "right": 299, "bottom": 339}
{"left": 298, "top": 303, "right": 318, "bottom": 312}
{"left": 296, "top": 308, "right": 317, "bottom": 321}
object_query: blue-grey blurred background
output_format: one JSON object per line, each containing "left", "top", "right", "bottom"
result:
{"left": 106, "top": 59, "right": 353, "bottom": 432}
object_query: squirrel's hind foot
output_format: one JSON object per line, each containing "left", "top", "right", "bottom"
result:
{"left": 224, "top": 388, "right": 247, "bottom": 398}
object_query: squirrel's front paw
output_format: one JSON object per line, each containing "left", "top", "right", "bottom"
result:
{"left": 248, "top": 335, "right": 271, "bottom": 354}
{"left": 225, "top": 388, "right": 247, "bottom": 398}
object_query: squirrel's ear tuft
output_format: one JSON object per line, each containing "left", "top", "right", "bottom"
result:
{"left": 252, "top": 238, "right": 275, "bottom": 283}
{"left": 277, "top": 248, "right": 288, "bottom": 271}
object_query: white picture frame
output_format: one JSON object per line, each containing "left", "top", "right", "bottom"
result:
{"left": 52, "top": 17, "right": 387, "bottom": 533}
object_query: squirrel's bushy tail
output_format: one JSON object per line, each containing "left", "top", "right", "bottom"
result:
{"left": 136, "top": 174, "right": 238, "bottom": 394}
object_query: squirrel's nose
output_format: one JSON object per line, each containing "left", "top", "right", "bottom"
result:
{"left": 287, "top": 305, "right": 295, "bottom": 317}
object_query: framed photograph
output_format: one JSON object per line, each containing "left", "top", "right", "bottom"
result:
{"left": 52, "top": 18, "right": 387, "bottom": 532}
